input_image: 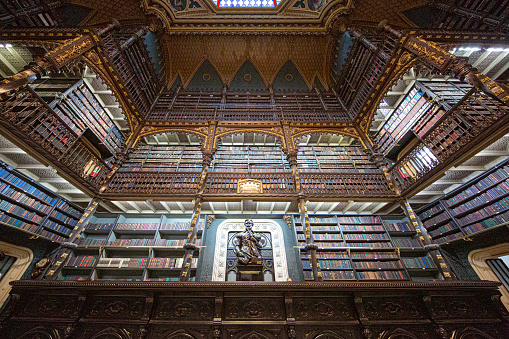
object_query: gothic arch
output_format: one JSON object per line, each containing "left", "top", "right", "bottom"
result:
{"left": 18, "top": 326, "right": 60, "bottom": 339}
{"left": 90, "top": 327, "right": 133, "bottom": 339}
{"left": 380, "top": 328, "right": 420, "bottom": 339}
{"left": 162, "top": 329, "right": 197, "bottom": 339}
{"left": 136, "top": 127, "right": 208, "bottom": 148}
{"left": 312, "top": 330, "right": 347, "bottom": 339}
{"left": 451, "top": 327, "right": 497, "bottom": 339}
{"left": 292, "top": 129, "right": 365, "bottom": 148}
{"left": 213, "top": 129, "right": 285, "bottom": 150}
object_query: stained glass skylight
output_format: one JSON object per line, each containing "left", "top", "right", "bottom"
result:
{"left": 217, "top": 0, "right": 281, "bottom": 7}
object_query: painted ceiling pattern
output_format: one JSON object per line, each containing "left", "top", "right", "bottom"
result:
{"left": 163, "top": 34, "right": 335, "bottom": 89}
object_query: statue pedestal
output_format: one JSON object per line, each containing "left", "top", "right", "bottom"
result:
{"left": 237, "top": 261, "right": 264, "bottom": 281}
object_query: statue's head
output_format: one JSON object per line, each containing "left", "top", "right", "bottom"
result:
{"left": 244, "top": 219, "right": 254, "bottom": 230}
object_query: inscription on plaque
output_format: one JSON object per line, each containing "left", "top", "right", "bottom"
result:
{"left": 237, "top": 179, "right": 263, "bottom": 194}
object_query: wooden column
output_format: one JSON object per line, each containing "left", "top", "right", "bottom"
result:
{"left": 43, "top": 197, "right": 101, "bottom": 280}
{"left": 298, "top": 198, "right": 322, "bottom": 281}
{"left": 399, "top": 199, "right": 455, "bottom": 280}
{"left": 180, "top": 142, "right": 211, "bottom": 281}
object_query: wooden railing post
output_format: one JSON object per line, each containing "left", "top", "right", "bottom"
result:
{"left": 298, "top": 198, "right": 322, "bottom": 281}
{"left": 400, "top": 199, "right": 455, "bottom": 281}
{"left": 43, "top": 197, "right": 101, "bottom": 280}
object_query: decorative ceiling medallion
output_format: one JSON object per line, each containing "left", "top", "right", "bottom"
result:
{"left": 244, "top": 73, "right": 252, "bottom": 82}
{"left": 203, "top": 73, "right": 211, "bottom": 81}
{"left": 285, "top": 74, "right": 293, "bottom": 82}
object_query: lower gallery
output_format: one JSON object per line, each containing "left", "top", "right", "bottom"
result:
{"left": 0, "top": 0, "right": 509, "bottom": 338}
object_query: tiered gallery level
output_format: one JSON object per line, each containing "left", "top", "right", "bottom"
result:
{"left": 1, "top": 0, "right": 509, "bottom": 338}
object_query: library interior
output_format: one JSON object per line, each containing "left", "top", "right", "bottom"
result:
{"left": 0, "top": 0, "right": 509, "bottom": 338}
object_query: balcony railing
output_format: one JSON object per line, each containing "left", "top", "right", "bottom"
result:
{"left": 389, "top": 88, "right": 509, "bottom": 195}
{"left": 0, "top": 86, "right": 111, "bottom": 191}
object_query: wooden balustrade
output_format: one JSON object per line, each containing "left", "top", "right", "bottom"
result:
{"left": 336, "top": 31, "right": 398, "bottom": 118}
{"left": 0, "top": 86, "right": 111, "bottom": 192}
{"left": 106, "top": 171, "right": 202, "bottom": 195}
{"left": 299, "top": 172, "right": 396, "bottom": 198}
{"left": 390, "top": 88, "right": 509, "bottom": 195}
{"left": 203, "top": 172, "right": 295, "bottom": 195}
{"left": 146, "top": 91, "right": 350, "bottom": 122}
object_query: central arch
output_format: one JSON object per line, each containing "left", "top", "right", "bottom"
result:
{"left": 212, "top": 219, "right": 289, "bottom": 282}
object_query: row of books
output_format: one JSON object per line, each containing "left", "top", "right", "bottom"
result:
{"left": 451, "top": 181, "right": 509, "bottom": 215}
{"left": 0, "top": 183, "right": 53, "bottom": 214}
{"left": 40, "top": 229, "right": 65, "bottom": 242}
{"left": 351, "top": 251, "right": 398, "bottom": 259}
{"left": 347, "top": 242, "right": 392, "bottom": 248}
{"left": 384, "top": 221, "right": 415, "bottom": 232}
{"left": 97, "top": 258, "right": 149, "bottom": 268}
{"left": 456, "top": 196, "right": 509, "bottom": 226}
{"left": 428, "top": 223, "right": 458, "bottom": 238}
{"left": 86, "top": 223, "right": 114, "bottom": 231}
{"left": 337, "top": 216, "right": 381, "bottom": 224}
{"left": 295, "top": 226, "right": 338, "bottom": 232}
{"left": 353, "top": 261, "right": 403, "bottom": 269}
{"left": 357, "top": 270, "right": 407, "bottom": 280}
{"left": 435, "top": 232, "right": 464, "bottom": 244}
{"left": 42, "top": 219, "right": 72, "bottom": 236}
{"left": 422, "top": 211, "right": 450, "bottom": 228}
{"left": 294, "top": 217, "right": 336, "bottom": 224}
{"left": 50, "top": 210, "right": 78, "bottom": 225}
{"left": 0, "top": 213, "right": 39, "bottom": 233}
{"left": 147, "top": 257, "right": 198, "bottom": 269}
{"left": 75, "top": 238, "right": 202, "bottom": 247}
{"left": 65, "top": 255, "right": 98, "bottom": 268}
{"left": 0, "top": 201, "right": 43, "bottom": 223}
{"left": 160, "top": 221, "right": 205, "bottom": 231}
{"left": 344, "top": 233, "right": 389, "bottom": 241}
{"left": 56, "top": 200, "right": 81, "bottom": 218}
{"left": 391, "top": 237, "right": 423, "bottom": 248}
{"left": 444, "top": 165, "right": 509, "bottom": 207}
{"left": 342, "top": 225, "right": 385, "bottom": 232}
{"left": 312, "top": 241, "right": 345, "bottom": 248}
{"left": 0, "top": 168, "right": 57, "bottom": 205}
{"left": 462, "top": 210, "right": 509, "bottom": 235}
{"left": 304, "top": 271, "right": 355, "bottom": 280}
{"left": 302, "top": 259, "right": 351, "bottom": 269}
{"left": 303, "top": 251, "right": 349, "bottom": 259}
{"left": 401, "top": 256, "right": 435, "bottom": 269}
{"left": 114, "top": 223, "right": 159, "bottom": 231}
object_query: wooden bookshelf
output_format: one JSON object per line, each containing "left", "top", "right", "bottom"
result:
{"left": 297, "top": 146, "right": 379, "bottom": 173}
{"left": 60, "top": 213, "right": 205, "bottom": 281}
{"left": 211, "top": 146, "right": 290, "bottom": 172}
{"left": 293, "top": 214, "right": 438, "bottom": 281}
{"left": 418, "top": 159, "right": 509, "bottom": 243}
{"left": 119, "top": 145, "right": 203, "bottom": 172}
{"left": 0, "top": 161, "right": 83, "bottom": 244}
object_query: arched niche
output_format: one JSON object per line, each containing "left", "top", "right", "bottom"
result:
{"left": 211, "top": 219, "right": 289, "bottom": 282}
{"left": 213, "top": 130, "right": 286, "bottom": 151}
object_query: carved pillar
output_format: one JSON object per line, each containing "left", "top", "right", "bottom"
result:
{"left": 399, "top": 199, "right": 455, "bottom": 280}
{"left": 179, "top": 195, "right": 204, "bottom": 281}
{"left": 298, "top": 198, "right": 322, "bottom": 281}
{"left": 0, "top": 21, "right": 120, "bottom": 97}
{"left": 43, "top": 197, "right": 101, "bottom": 280}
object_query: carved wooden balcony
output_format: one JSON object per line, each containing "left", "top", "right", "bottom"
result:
{"left": 0, "top": 86, "right": 111, "bottom": 194}
{"left": 146, "top": 90, "right": 350, "bottom": 123}
{"left": 390, "top": 88, "right": 509, "bottom": 197}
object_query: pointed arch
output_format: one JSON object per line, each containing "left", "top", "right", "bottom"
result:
{"left": 18, "top": 326, "right": 60, "bottom": 339}
{"left": 292, "top": 129, "right": 365, "bottom": 148}
{"left": 229, "top": 60, "right": 267, "bottom": 91}
{"left": 451, "top": 327, "right": 497, "bottom": 339}
{"left": 213, "top": 129, "right": 286, "bottom": 150}
{"left": 186, "top": 59, "right": 224, "bottom": 90}
{"left": 380, "top": 328, "right": 420, "bottom": 339}
{"left": 162, "top": 329, "right": 197, "bottom": 339}
{"left": 272, "top": 60, "right": 309, "bottom": 91}
{"left": 313, "top": 330, "right": 347, "bottom": 339}
{"left": 90, "top": 327, "right": 132, "bottom": 339}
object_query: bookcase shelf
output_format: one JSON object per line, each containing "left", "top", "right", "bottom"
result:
{"left": 297, "top": 146, "right": 379, "bottom": 173}
{"left": 61, "top": 213, "right": 205, "bottom": 281}
{"left": 0, "top": 161, "right": 83, "bottom": 244}
{"left": 293, "top": 214, "right": 437, "bottom": 281}
{"left": 211, "top": 146, "right": 290, "bottom": 172}
{"left": 418, "top": 159, "right": 509, "bottom": 243}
